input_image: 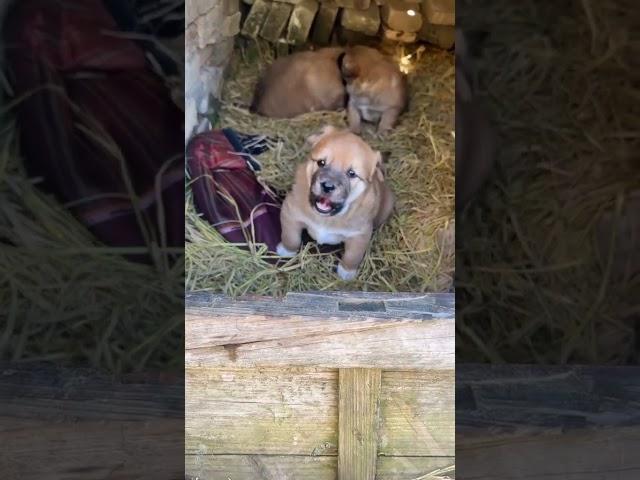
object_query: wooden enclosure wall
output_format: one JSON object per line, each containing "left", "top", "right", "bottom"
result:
{"left": 185, "top": 292, "right": 456, "bottom": 480}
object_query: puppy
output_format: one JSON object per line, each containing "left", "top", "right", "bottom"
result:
{"left": 339, "top": 46, "right": 408, "bottom": 134}
{"left": 277, "top": 126, "right": 395, "bottom": 281}
{"left": 250, "top": 48, "right": 346, "bottom": 118}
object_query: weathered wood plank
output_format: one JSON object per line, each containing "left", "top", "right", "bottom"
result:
{"left": 185, "top": 454, "right": 337, "bottom": 480}
{"left": 0, "top": 364, "right": 183, "bottom": 420}
{"left": 186, "top": 320, "right": 453, "bottom": 369}
{"left": 184, "top": 455, "right": 455, "bottom": 480}
{"left": 0, "top": 364, "right": 183, "bottom": 480}
{"left": 457, "top": 426, "right": 640, "bottom": 480}
{"left": 185, "top": 293, "right": 454, "bottom": 369}
{"left": 338, "top": 368, "right": 381, "bottom": 480}
{"left": 457, "top": 364, "right": 640, "bottom": 479}
{"left": 379, "top": 370, "right": 455, "bottom": 457}
{"left": 457, "top": 364, "right": 640, "bottom": 434}
{"left": 376, "top": 456, "right": 455, "bottom": 479}
{"left": 3, "top": 417, "right": 184, "bottom": 480}
{"left": 186, "top": 367, "right": 454, "bottom": 461}
{"left": 185, "top": 366, "right": 338, "bottom": 455}
{"left": 187, "top": 291, "right": 455, "bottom": 320}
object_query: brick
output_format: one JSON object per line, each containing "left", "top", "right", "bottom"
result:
{"left": 194, "top": 0, "right": 213, "bottom": 16}
{"left": 340, "top": 4, "right": 380, "bottom": 36}
{"left": 335, "top": 26, "right": 380, "bottom": 46}
{"left": 260, "top": 2, "right": 293, "bottom": 42}
{"left": 286, "top": 0, "right": 319, "bottom": 44}
{"left": 421, "top": 0, "right": 454, "bottom": 26}
{"left": 418, "top": 22, "right": 454, "bottom": 49}
{"left": 381, "top": 0, "right": 422, "bottom": 33}
{"left": 242, "top": 0, "right": 272, "bottom": 37}
{"left": 196, "top": 5, "right": 224, "bottom": 48}
{"left": 336, "top": 0, "right": 370, "bottom": 8}
{"left": 276, "top": 39, "right": 292, "bottom": 57}
{"left": 186, "top": 1, "right": 198, "bottom": 24}
{"left": 222, "top": 11, "right": 242, "bottom": 36}
{"left": 311, "top": 2, "right": 339, "bottom": 44}
{"left": 382, "top": 24, "right": 416, "bottom": 42}
{"left": 225, "top": 0, "right": 241, "bottom": 15}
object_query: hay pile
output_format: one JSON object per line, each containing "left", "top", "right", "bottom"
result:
{"left": 456, "top": 0, "right": 639, "bottom": 364}
{"left": 0, "top": 5, "right": 184, "bottom": 372}
{"left": 186, "top": 40, "right": 455, "bottom": 296}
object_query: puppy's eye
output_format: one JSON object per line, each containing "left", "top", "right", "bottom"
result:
{"left": 347, "top": 169, "right": 357, "bottom": 178}
{"left": 317, "top": 159, "right": 326, "bottom": 167}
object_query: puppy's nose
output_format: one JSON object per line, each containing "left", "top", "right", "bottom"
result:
{"left": 321, "top": 181, "right": 335, "bottom": 193}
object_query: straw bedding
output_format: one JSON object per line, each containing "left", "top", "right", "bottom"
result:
{"left": 0, "top": 7, "right": 184, "bottom": 372}
{"left": 456, "top": 0, "right": 639, "bottom": 364}
{"left": 186, "top": 40, "right": 455, "bottom": 296}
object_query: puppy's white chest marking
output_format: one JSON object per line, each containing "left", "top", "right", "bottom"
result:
{"left": 352, "top": 95, "right": 383, "bottom": 122}
{"left": 359, "top": 106, "right": 382, "bottom": 122}
{"left": 306, "top": 221, "right": 361, "bottom": 245}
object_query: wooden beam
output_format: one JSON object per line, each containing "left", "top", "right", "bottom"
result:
{"left": 185, "top": 292, "right": 455, "bottom": 369}
{"left": 185, "top": 454, "right": 337, "bottom": 480}
{"left": 338, "top": 368, "right": 382, "bottom": 480}
{"left": 379, "top": 370, "right": 455, "bottom": 457}
{"left": 0, "top": 363, "right": 183, "bottom": 480}
{"left": 457, "top": 364, "right": 640, "bottom": 479}
{"left": 186, "top": 366, "right": 338, "bottom": 456}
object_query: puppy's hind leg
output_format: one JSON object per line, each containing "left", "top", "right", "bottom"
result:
{"left": 374, "top": 186, "right": 395, "bottom": 229}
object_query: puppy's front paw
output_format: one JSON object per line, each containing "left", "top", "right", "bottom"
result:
{"left": 276, "top": 243, "right": 297, "bottom": 258}
{"left": 337, "top": 263, "right": 358, "bottom": 281}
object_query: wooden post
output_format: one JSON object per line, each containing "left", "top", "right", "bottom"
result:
{"left": 338, "top": 368, "right": 382, "bottom": 480}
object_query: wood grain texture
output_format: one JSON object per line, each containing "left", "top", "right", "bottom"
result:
{"left": 457, "top": 364, "right": 640, "bottom": 434}
{"left": 457, "top": 426, "right": 640, "bottom": 480}
{"left": 185, "top": 292, "right": 454, "bottom": 370}
{"left": 185, "top": 454, "right": 337, "bottom": 480}
{"left": 457, "top": 364, "right": 640, "bottom": 479}
{"left": 376, "top": 456, "right": 455, "bottom": 479}
{"left": 186, "top": 366, "right": 338, "bottom": 456}
{"left": 0, "top": 364, "right": 183, "bottom": 480}
{"left": 379, "top": 370, "right": 455, "bottom": 457}
{"left": 338, "top": 368, "right": 381, "bottom": 480}
{"left": 185, "top": 368, "right": 455, "bottom": 459}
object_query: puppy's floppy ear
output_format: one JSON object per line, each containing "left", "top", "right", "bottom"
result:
{"left": 370, "top": 151, "right": 385, "bottom": 182}
{"left": 307, "top": 125, "right": 338, "bottom": 147}
{"left": 340, "top": 51, "right": 359, "bottom": 81}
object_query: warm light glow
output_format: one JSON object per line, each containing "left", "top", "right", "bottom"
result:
{"left": 399, "top": 54, "right": 412, "bottom": 74}
{"left": 407, "top": 9, "right": 416, "bottom": 16}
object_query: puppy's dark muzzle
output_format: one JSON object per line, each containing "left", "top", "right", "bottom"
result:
{"left": 310, "top": 169, "right": 349, "bottom": 215}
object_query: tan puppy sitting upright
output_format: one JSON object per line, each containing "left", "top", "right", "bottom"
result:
{"left": 340, "top": 46, "right": 408, "bottom": 134}
{"left": 250, "top": 48, "right": 346, "bottom": 118}
{"left": 277, "top": 126, "right": 395, "bottom": 281}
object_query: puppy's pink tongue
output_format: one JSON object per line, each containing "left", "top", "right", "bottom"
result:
{"left": 316, "top": 197, "right": 332, "bottom": 212}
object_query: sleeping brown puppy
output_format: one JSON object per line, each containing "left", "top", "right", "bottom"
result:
{"left": 277, "top": 126, "right": 395, "bottom": 281}
{"left": 340, "top": 46, "right": 408, "bottom": 134}
{"left": 250, "top": 48, "right": 346, "bottom": 118}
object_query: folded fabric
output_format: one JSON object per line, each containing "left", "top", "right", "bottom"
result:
{"left": 3, "top": 0, "right": 184, "bottom": 262}
{"left": 186, "top": 129, "right": 283, "bottom": 254}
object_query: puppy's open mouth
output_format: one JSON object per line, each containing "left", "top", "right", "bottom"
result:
{"left": 313, "top": 197, "right": 343, "bottom": 215}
